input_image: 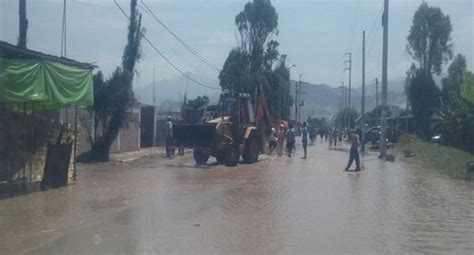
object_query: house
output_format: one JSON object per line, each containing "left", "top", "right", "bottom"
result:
{"left": 0, "top": 40, "right": 95, "bottom": 191}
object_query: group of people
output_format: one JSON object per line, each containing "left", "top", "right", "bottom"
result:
{"left": 268, "top": 122, "right": 309, "bottom": 159}
{"left": 269, "top": 124, "right": 361, "bottom": 171}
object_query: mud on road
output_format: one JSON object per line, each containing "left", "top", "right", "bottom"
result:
{"left": 1, "top": 143, "right": 474, "bottom": 254}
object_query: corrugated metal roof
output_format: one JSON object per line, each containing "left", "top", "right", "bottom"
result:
{"left": 0, "top": 40, "right": 96, "bottom": 70}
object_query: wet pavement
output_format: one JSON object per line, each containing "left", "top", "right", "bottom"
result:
{"left": 1, "top": 141, "right": 474, "bottom": 254}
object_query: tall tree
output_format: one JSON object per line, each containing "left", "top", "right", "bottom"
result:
{"left": 406, "top": 2, "right": 453, "bottom": 75}
{"left": 405, "top": 2, "right": 452, "bottom": 140}
{"left": 81, "top": 0, "right": 144, "bottom": 162}
{"left": 406, "top": 69, "right": 439, "bottom": 140}
{"left": 235, "top": 0, "right": 278, "bottom": 72}
{"left": 220, "top": 0, "right": 292, "bottom": 120}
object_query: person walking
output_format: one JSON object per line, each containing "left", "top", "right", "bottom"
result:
{"left": 286, "top": 124, "right": 295, "bottom": 157}
{"left": 277, "top": 124, "right": 285, "bottom": 157}
{"left": 302, "top": 122, "right": 309, "bottom": 159}
{"left": 345, "top": 130, "right": 361, "bottom": 171}
{"left": 268, "top": 127, "right": 277, "bottom": 155}
{"left": 337, "top": 130, "right": 342, "bottom": 145}
{"left": 165, "top": 116, "right": 174, "bottom": 158}
{"left": 328, "top": 129, "right": 333, "bottom": 148}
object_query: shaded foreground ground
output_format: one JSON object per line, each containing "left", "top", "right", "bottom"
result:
{"left": 1, "top": 142, "right": 473, "bottom": 254}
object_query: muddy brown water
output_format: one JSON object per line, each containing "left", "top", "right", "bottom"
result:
{"left": 1, "top": 143, "right": 473, "bottom": 254}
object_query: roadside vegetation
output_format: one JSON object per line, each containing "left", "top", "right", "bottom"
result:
{"left": 400, "top": 138, "right": 474, "bottom": 180}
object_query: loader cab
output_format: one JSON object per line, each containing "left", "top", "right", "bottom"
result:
{"left": 219, "top": 92, "right": 256, "bottom": 126}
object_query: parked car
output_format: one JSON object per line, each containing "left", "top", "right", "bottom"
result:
{"left": 363, "top": 125, "right": 397, "bottom": 145}
{"left": 431, "top": 134, "right": 446, "bottom": 145}
{"left": 364, "top": 126, "right": 381, "bottom": 145}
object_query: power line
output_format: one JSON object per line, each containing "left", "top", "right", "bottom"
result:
{"left": 140, "top": 0, "right": 221, "bottom": 72}
{"left": 367, "top": 22, "right": 382, "bottom": 60}
{"left": 366, "top": 5, "right": 384, "bottom": 59}
{"left": 350, "top": 3, "right": 384, "bottom": 74}
{"left": 345, "top": 0, "right": 362, "bottom": 53}
{"left": 367, "top": 6, "right": 384, "bottom": 41}
{"left": 113, "top": 0, "right": 220, "bottom": 90}
{"left": 72, "top": 1, "right": 207, "bottom": 79}
{"left": 71, "top": 0, "right": 115, "bottom": 9}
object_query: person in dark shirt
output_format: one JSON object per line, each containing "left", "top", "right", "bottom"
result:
{"left": 286, "top": 124, "right": 295, "bottom": 157}
{"left": 301, "top": 122, "right": 309, "bottom": 159}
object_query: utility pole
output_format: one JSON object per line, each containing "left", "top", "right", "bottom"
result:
{"left": 340, "top": 81, "right": 345, "bottom": 128}
{"left": 153, "top": 67, "right": 156, "bottom": 103}
{"left": 344, "top": 53, "right": 352, "bottom": 111}
{"left": 18, "top": 0, "right": 28, "bottom": 48}
{"left": 379, "top": 0, "right": 389, "bottom": 158}
{"left": 361, "top": 31, "right": 366, "bottom": 152}
{"left": 60, "top": 0, "right": 67, "bottom": 57}
{"left": 375, "top": 78, "right": 379, "bottom": 110}
{"left": 152, "top": 67, "right": 157, "bottom": 147}
{"left": 294, "top": 80, "right": 298, "bottom": 123}
{"left": 295, "top": 74, "right": 302, "bottom": 123}
{"left": 285, "top": 64, "right": 296, "bottom": 120}
{"left": 344, "top": 52, "right": 352, "bottom": 129}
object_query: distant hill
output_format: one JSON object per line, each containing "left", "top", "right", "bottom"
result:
{"left": 291, "top": 79, "right": 407, "bottom": 121}
{"left": 135, "top": 74, "right": 407, "bottom": 119}
{"left": 133, "top": 74, "right": 220, "bottom": 111}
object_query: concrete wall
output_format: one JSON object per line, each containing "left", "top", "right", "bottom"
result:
{"left": 76, "top": 107, "right": 140, "bottom": 154}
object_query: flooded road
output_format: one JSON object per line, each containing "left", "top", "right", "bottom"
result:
{"left": 1, "top": 142, "right": 474, "bottom": 254}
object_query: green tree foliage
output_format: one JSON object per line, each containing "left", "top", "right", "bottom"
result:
{"left": 220, "top": 0, "right": 292, "bottom": 121}
{"left": 186, "top": 96, "right": 209, "bottom": 110}
{"left": 81, "top": 0, "right": 144, "bottom": 162}
{"left": 265, "top": 55, "right": 293, "bottom": 120}
{"left": 462, "top": 71, "right": 474, "bottom": 104}
{"left": 406, "top": 2, "right": 453, "bottom": 75}
{"left": 441, "top": 54, "right": 467, "bottom": 103}
{"left": 235, "top": 0, "right": 278, "bottom": 72}
{"left": 334, "top": 108, "right": 359, "bottom": 129}
{"left": 435, "top": 69, "right": 474, "bottom": 153}
{"left": 219, "top": 48, "right": 251, "bottom": 93}
{"left": 407, "top": 70, "right": 440, "bottom": 140}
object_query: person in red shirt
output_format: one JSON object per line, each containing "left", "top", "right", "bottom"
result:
{"left": 345, "top": 130, "right": 361, "bottom": 171}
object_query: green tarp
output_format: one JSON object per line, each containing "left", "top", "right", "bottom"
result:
{"left": 0, "top": 59, "right": 93, "bottom": 109}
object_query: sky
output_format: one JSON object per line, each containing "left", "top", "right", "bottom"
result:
{"left": 1, "top": 0, "right": 473, "bottom": 94}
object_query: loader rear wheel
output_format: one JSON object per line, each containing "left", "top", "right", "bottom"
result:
{"left": 193, "top": 148, "right": 209, "bottom": 165}
{"left": 225, "top": 145, "right": 239, "bottom": 167}
{"left": 243, "top": 133, "right": 259, "bottom": 164}
{"left": 216, "top": 153, "right": 225, "bottom": 164}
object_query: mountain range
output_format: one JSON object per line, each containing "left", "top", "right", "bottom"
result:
{"left": 291, "top": 78, "right": 407, "bottom": 120}
{"left": 133, "top": 74, "right": 407, "bottom": 118}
